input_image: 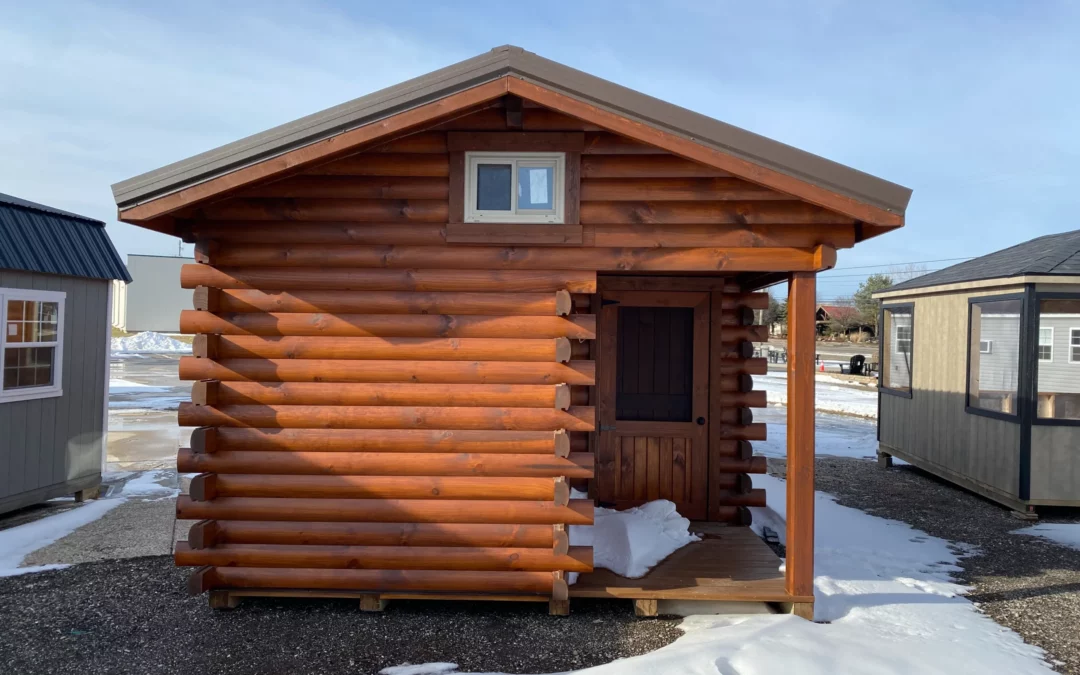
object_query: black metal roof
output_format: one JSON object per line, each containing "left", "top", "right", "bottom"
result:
{"left": 885, "top": 229, "right": 1080, "bottom": 293}
{"left": 113, "top": 45, "right": 911, "bottom": 219}
{"left": 0, "top": 193, "right": 131, "bottom": 282}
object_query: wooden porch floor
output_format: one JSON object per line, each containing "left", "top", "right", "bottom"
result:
{"left": 570, "top": 524, "right": 808, "bottom": 603}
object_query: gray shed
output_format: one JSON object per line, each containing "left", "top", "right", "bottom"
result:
{"left": 874, "top": 230, "right": 1080, "bottom": 516}
{"left": 0, "top": 193, "right": 130, "bottom": 515}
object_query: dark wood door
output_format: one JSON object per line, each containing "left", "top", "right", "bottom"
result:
{"left": 597, "top": 291, "right": 710, "bottom": 520}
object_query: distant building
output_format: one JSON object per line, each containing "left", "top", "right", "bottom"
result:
{"left": 816, "top": 304, "right": 873, "bottom": 337}
{"left": 875, "top": 229, "right": 1080, "bottom": 515}
{"left": 112, "top": 254, "right": 194, "bottom": 333}
{"left": 0, "top": 193, "right": 130, "bottom": 515}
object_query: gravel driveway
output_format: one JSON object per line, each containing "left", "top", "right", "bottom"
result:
{"left": 0, "top": 556, "right": 681, "bottom": 675}
{"left": 772, "top": 456, "right": 1080, "bottom": 674}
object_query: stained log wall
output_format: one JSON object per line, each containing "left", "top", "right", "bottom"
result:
{"left": 173, "top": 100, "right": 851, "bottom": 601}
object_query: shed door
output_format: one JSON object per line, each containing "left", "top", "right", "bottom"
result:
{"left": 597, "top": 291, "right": 709, "bottom": 520}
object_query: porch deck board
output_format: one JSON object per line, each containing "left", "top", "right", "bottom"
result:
{"left": 570, "top": 525, "right": 805, "bottom": 603}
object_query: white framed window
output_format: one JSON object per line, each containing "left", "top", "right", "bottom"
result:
{"left": 464, "top": 152, "right": 565, "bottom": 223}
{"left": 1, "top": 288, "right": 65, "bottom": 403}
{"left": 881, "top": 305, "right": 913, "bottom": 393}
{"left": 1071, "top": 328, "right": 1080, "bottom": 364}
{"left": 979, "top": 339, "right": 993, "bottom": 354}
{"left": 1038, "top": 327, "right": 1053, "bottom": 362}
{"left": 895, "top": 324, "right": 913, "bottom": 354}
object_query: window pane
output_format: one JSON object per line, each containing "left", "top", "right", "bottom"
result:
{"left": 615, "top": 306, "right": 694, "bottom": 421}
{"left": 517, "top": 165, "right": 554, "bottom": 210}
{"left": 1, "top": 346, "right": 54, "bottom": 390}
{"left": 882, "top": 307, "right": 913, "bottom": 391}
{"left": 1036, "top": 298, "right": 1080, "bottom": 420}
{"left": 476, "top": 164, "right": 512, "bottom": 211}
{"left": 7, "top": 300, "right": 25, "bottom": 321}
{"left": 968, "top": 299, "right": 1021, "bottom": 414}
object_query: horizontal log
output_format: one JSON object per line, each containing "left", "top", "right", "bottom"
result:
{"left": 176, "top": 496, "right": 596, "bottom": 524}
{"left": 208, "top": 245, "right": 832, "bottom": 273}
{"left": 717, "top": 373, "right": 754, "bottom": 393}
{"left": 179, "top": 311, "right": 596, "bottom": 339}
{"left": 720, "top": 391, "right": 768, "bottom": 408}
{"left": 237, "top": 176, "right": 449, "bottom": 200}
{"left": 581, "top": 155, "right": 732, "bottom": 178}
{"left": 179, "top": 357, "right": 596, "bottom": 385}
{"left": 712, "top": 474, "right": 752, "bottom": 493}
{"left": 446, "top": 131, "right": 585, "bottom": 152}
{"left": 714, "top": 440, "right": 753, "bottom": 461}
{"left": 202, "top": 289, "right": 571, "bottom": 316}
{"left": 197, "top": 428, "right": 571, "bottom": 455}
{"left": 180, "top": 266, "right": 597, "bottom": 293}
{"left": 197, "top": 198, "right": 449, "bottom": 222}
{"left": 582, "top": 201, "right": 853, "bottom": 226}
{"left": 176, "top": 542, "right": 593, "bottom": 573}
{"left": 368, "top": 132, "right": 447, "bottom": 154}
{"left": 724, "top": 326, "right": 769, "bottom": 343}
{"left": 589, "top": 223, "right": 855, "bottom": 249}
{"left": 304, "top": 153, "right": 449, "bottom": 177}
{"left": 197, "top": 475, "right": 561, "bottom": 501}
{"left": 178, "top": 402, "right": 596, "bottom": 431}
{"left": 202, "top": 567, "right": 555, "bottom": 595}
{"left": 178, "top": 449, "right": 595, "bottom": 478}
{"left": 716, "top": 423, "right": 767, "bottom": 441}
{"left": 582, "top": 133, "right": 670, "bottom": 155}
{"left": 196, "top": 382, "right": 572, "bottom": 408}
{"left": 716, "top": 340, "right": 755, "bottom": 360}
{"left": 195, "top": 336, "right": 571, "bottom": 362}
{"left": 720, "top": 358, "right": 767, "bottom": 376}
{"left": 190, "top": 222, "right": 450, "bottom": 245}
{"left": 724, "top": 293, "right": 770, "bottom": 311}
{"left": 717, "top": 407, "right": 754, "bottom": 425}
{"left": 712, "top": 456, "right": 767, "bottom": 474}
{"left": 720, "top": 307, "right": 755, "bottom": 327}
{"left": 198, "top": 521, "right": 555, "bottom": 548}
{"left": 581, "top": 177, "right": 794, "bottom": 201}
{"left": 714, "top": 488, "right": 766, "bottom": 507}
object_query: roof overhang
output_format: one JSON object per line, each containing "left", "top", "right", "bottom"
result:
{"left": 114, "top": 46, "right": 911, "bottom": 235}
{"left": 874, "top": 274, "right": 1080, "bottom": 300}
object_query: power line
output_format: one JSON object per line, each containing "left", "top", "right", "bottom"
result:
{"left": 824, "top": 256, "right": 974, "bottom": 272}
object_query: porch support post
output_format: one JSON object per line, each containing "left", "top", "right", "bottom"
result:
{"left": 786, "top": 271, "right": 816, "bottom": 620}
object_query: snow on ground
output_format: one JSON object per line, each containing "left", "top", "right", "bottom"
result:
{"left": 115, "top": 470, "right": 180, "bottom": 499}
{"left": 111, "top": 331, "right": 191, "bottom": 353}
{"left": 109, "top": 379, "right": 170, "bottom": 394}
{"left": 756, "top": 371, "right": 877, "bottom": 418}
{"left": 753, "top": 405, "right": 879, "bottom": 460}
{"left": 387, "top": 475, "right": 1052, "bottom": 675}
{"left": 569, "top": 498, "right": 698, "bottom": 579}
{"left": 108, "top": 396, "right": 188, "bottom": 411}
{"left": 1013, "top": 523, "right": 1080, "bottom": 551}
{"left": 0, "top": 499, "right": 123, "bottom": 577}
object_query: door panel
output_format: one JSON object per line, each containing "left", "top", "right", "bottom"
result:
{"left": 597, "top": 291, "right": 710, "bottom": 520}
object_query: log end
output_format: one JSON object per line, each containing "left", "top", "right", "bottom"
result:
{"left": 553, "top": 430, "right": 570, "bottom": 458}
{"left": 189, "top": 474, "right": 218, "bottom": 502}
{"left": 554, "top": 290, "right": 571, "bottom": 316}
{"left": 187, "top": 566, "right": 216, "bottom": 595}
{"left": 554, "top": 384, "right": 571, "bottom": 411}
{"left": 554, "top": 337, "right": 571, "bottom": 363}
{"left": 190, "top": 427, "right": 218, "bottom": 454}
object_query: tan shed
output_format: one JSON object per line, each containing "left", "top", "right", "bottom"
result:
{"left": 112, "top": 45, "right": 910, "bottom": 618}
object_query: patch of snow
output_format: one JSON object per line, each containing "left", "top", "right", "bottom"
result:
{"left": 1013, "top": 523, "right": 1080, "bottom": 551}
{"left": 570, "top": 500, "right": 699, "bottom": 579}
{"left": 393, "top": 475, "right": 1051, "bottom": 675}
{"left": 109, "top": 378, "right": 170, "bottom": 394}
{"left": 380, "top": 664, "right": 459, "bottom": 675}
{"left": 756, "top": 371, "right": 877, "bottom": 418}
{"left": 753, "top": 406, "right": 878, "bottom": 460}
{"left": 109, "top": 396, "right": 187, "bottom": 411}
{"left": 111, "top": 331, "right": 191, "bottom": 353}
{"left": 117, "top": 470, "right": 179, "bottom": 499}
{"left": 0, "top": 499, "right": 123, "bottom": 577}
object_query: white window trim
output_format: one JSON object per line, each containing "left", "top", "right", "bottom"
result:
{"left": 1038, "top": 327, "right": 1053, "bottom": 362}
{"left": 979, "top": 339, "right": 993, "bottom": 354}
{"left": 1, "top": 288, "right": 65, "bottom": 403}
{"left": 1070, "top": 327, "right": 1080, "bottom": 364}
{"left": 464, "top": 152, "right": 565, "bottom": 224}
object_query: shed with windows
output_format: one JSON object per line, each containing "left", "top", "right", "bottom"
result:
{"left": 0, "top": 193, "right": 130, "bottom": 515}
{"left": 112, "top": 45, "right": 909, "bottom": 617}
{"left": 875, "top": 230, "right": 1080, "bottom": 515}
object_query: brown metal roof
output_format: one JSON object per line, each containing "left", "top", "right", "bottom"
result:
{"left": 112, "top": 45, "right": 911, "bottom": 219}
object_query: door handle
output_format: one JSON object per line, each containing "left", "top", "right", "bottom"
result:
{"left": 696, "top": 417, "right": 706, "bottom": 425}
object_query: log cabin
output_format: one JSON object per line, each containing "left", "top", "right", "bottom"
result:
{"left": 111, "top": 45, "right": 911, "bottom": 618}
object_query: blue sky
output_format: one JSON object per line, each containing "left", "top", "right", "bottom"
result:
{"left": 1, "top": 1, "right": 1077, "bottom": 299}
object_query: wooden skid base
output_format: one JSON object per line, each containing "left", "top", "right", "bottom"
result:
{"left": 205, "top": 588, "right": 567, "bottom": 614}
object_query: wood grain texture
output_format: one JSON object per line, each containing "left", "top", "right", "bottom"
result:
{"left": 201, "top": 567, "right": 556, "bottom": 595}
{"left": 786, "top": 272, "right": 816, "bottom": 600}
{"left": 196, "top": 382, "right": 572, "bottom": 408}
{"left": 198, "top": 521, "right": 556, "bottom": 548}
{"left": 195, "top": 336, "right": 570, "bottom": 362}
{"left": 198, "top": 428, "right": 570, "bottom": 454}
{"left": 206, "top": 290, "right": 569, "bottom": 316}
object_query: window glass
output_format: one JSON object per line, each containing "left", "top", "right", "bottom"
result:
{"left": 968, "top": 299, "right": 1021, "bottom": 414}
{"left": 475, "top": 164, "right": 512, "bottom": 211}
{"left": 1, "top": 292, "right": 63, "bottom": 398}
{"left": 1036, "top": 298, "right": 1080, "bottom": 420}
{"left": 882, "top": 306, "right": 913, "bottom": 392}
{"left": 2, "top": 346, "right": 54, "bottom": 389}
{"left": 517, "top": 165, "right": 554, "bottom": 210}
{"left": 615, "top": 306, "right": 694, "bottom": 422}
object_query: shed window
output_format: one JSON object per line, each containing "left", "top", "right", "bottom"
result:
{"left": 968, "top": 298, "right": 1021, "bottom": 416}
{"left": 1035, "top": 298, "right": 1080, "bottom": 420}
{"left": 1, "top": 289, "right": 65, "bottom": 403}
{"left": 464, "top": 152, "right": 564, "bottom": 223}
{"left": 881, "top": 305, "right": 913, "bottom": 394}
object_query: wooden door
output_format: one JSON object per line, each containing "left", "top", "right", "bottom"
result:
{"left": 597, "top": 291, "right": 710, "bottom": 520}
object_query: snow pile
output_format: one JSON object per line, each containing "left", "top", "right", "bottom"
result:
{"left": 1013, "top": 523, "right": 1080, "bottom": 551}
{"left": 111, "top": 331, "right": 191, "bottom": 353}
{"left": 380, "top": 665, "right": 458, "bottom": 675}
{"left": 756, "top": 371, "right": 878, "bottom": 418}
{"left": 117, "top": 470, "right": 179, "bottom": 499}
{"left": 109, "top": 378, "right": 170, "bottom": 394}
{"left": 384, "top": 475, "right": 1052, "bottom": 674}
{"left": 570, "top": 497, "right": 698, "bottom": 579}
{"left": 0, "top": 499, "right": 123, "bottom": 577}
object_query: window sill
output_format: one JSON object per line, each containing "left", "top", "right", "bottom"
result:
{"left": 446, "top": 223, "right": 583, "bottom": 245}
{"left": 0, "top": 387, "right": 63, "bottom": 404}
{"left": 964, "top": 405, "right": 1019, "bottom": 423}
{"left": 878, "top": 386, "right": 912, "bottom": 399}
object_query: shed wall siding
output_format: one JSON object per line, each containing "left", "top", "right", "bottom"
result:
{"left": 879, "top": 286, "right": 1024, "bottom": 498}
{"left": 0, "top": 269, "right": 108, "bottom": 509}
{"left": 1029, "top": 425, "right": 1080, "bottom": 503}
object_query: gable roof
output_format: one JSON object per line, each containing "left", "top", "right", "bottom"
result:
{"left": 882, "top": 229, "right": 1080, "bottom": 294}
{"left": 0, "top": 193, "right": 131, "bottom": 282}
{"left": 112, "top": 45, "right": 911, "bottom": 228}
{"left": 818, "top": 304, "right": 860, "bottom": 320}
